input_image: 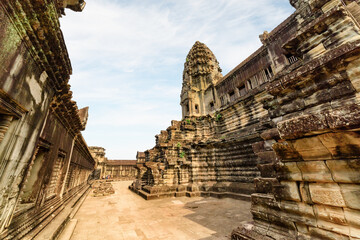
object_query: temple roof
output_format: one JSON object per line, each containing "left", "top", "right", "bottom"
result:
{"left": 184, "top": 41, "right": 222, "bottom": 78}
{"left": 181, "top": 41, "right": 223, "bottom": 97}
{"left": 78, "top": 106, "right": 89, "bottom": 130}
{"left": 136, "top": 151, "right": 145, "bottom": 158}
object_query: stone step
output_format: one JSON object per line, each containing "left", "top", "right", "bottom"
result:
{"left": 57, "top": 219, "right": 78, "bottom": 240}
{"left": 0, "top": 184, "right": 88, "bottom": 240}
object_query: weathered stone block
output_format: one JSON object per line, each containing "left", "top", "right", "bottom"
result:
{"left": 276, "top": 162, "right": 302, "bottom": 181}
{"left": 315, "top": 219, "right": 351, "bottom": 237}
{"left": 257, "top": 163, "right": 276, "bottom": 178}
{"left": 309, "top": 226, "right": 350, "bottom": 240}
{"left": 344, "top": 208, "right": 360, "bottom": 228}
{"left": 231, "top": 223, "right": 274, "bottom": 240}
{"left": 297, "top": 161, "right": 333, "bottom": 182}
{"left": 251, "top": 208, "right": 270, "bottom": 222}
{"left": 260, "top": 128, "right": 280, "bottom": 140}
{"left": 309, "top": 183, "right": 346, "bottom": 207}
{"left": 304, "top": 88, "right": 331, "bottom": 107}
{"left": 321, "top": 0, "right": 341, "bottom": 13}
{"left": 299, "top": 182, "right": 313, "bottom": 204}
{"left": 280, "top": 201, "right": 316, "bottom": 226}
{"left": 272, "top": 141, "right": 303, "bottom": 161}
{"left": 326, "top": 159, "right": 360, "bottom": 183}
{"left": 314, "top": 204, "right": 347, "bottom": 225}
{"left": 343, "top": 208, "right": 360, "bottom": 238}
{"left": 176, "top": 185, "right": 186, "bottom": 192}
{"left": 187, "top": 184, "right": 199, "bottom": 192}
{"left": 318, "top": 132, "right": 360, "bottom": 159}
{"left": 277, "top": 114, "right": 328, "bottom": 139}
{"left": 295, "top": 222, "right": 310, "bottom": 235}
{"left": 254, "top": 178, "right": 279, "bottom": 193}
{"left": 274, "top": 181, "right": 301, "bottom": 202}
{"left": 350, "top": 227, "right": 360, "bottom": 239}
{"left": 281, "top": 98, "right": 306, "bottom": 114}
{"left": 264, "top": 140, "right": 276, "bottom": 151}
{"left": 252, "top": 141, "right": 265, "bottom": 153}
{"left": 339, "top": 184, "right": 360, "bottom": 210}
{"left": 292, "top": 136, "right": 332, "bottom": 160}
{"left": 325, "top": 104, "right": 360, "bottom": 128}
{"left": 256, "top": 151, "right": 277, "bottom": 164}
{"left": 329, "top": 81, "right": 355, "bottom": 101}
{"left": 308, "top": 42, "right": 327, "bottom": 58}
{"left": 346, "top": 57, "right": 360, "bottom": 92}
{"left": 251, "top": 193, "right": 279, "bottom": 209}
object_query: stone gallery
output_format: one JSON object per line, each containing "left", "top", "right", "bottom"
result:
{"left": 0, "top": 0, "right": 360, "bottom": 239}
{"left": 89, "top": 146, "right": 137, "bottom": 180}
{"left": 0, "top": 0, "right": 95, "bottom": 239}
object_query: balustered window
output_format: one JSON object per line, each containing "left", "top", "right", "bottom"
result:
{"left": 238, "top": 85, "right": 247, "bottom": 97}
{"left": 220, "top": 96, "right": 226, "bottom": 106}
{"left": 286, "top": 54, "right": 299, "bottom": 65}
{"left": 229, "top": 91, "right": 236, "bottom": 102}
{"left": 265, "top": 66, "right": 273, "bottom": 80}
{"left": 250, "top": 75, "right": 259, "bottom": 88}
{"left": 194, "top": 104, "right": 199, "bottom": 113}
{"left": 209, "top": 101, "right": 214, "bottom": 111}
{"left": 46, "top": 153, "right": 65, "bottom": 198}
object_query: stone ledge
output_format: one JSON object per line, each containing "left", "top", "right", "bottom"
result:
{"left": 129, "top": 185, "right": 251, "bottom": 201}
{"left": 277, "top": 104, "right": 360, "bottom": 140}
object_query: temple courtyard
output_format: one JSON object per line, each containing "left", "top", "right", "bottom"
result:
{"left": 66, "top": 181, "right": 251, "bottom": 240}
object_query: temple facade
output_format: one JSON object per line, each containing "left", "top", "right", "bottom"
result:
{"left": 89, "top": 146, "right": 106, "bottom": 179}
{"left": 0, "top": 0, "right": 95, "bottom": 239}
{"left": 102, "top": 160, "right": 137, "bottom": 180}
{"left": 131, "top": 0, "right": 360, "bottom": 239}
{"left": 90, "top": 147, "right": 137, "bottom": 180}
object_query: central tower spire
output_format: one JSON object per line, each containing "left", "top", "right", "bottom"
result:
{"left": 180, "top": 41, "right": 223, "bottom": 119}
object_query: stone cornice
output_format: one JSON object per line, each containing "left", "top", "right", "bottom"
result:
{"left": 0, "top": 0, "right": 72, "bottom": 94}
{"left": 0, "top": 89, "right": 28, "bottom": 118}
{"left": 267, "top": 39, "right": 360, "bottom": 95}
{"left": 50, "top": 86, "right": 83, "bottom": 138}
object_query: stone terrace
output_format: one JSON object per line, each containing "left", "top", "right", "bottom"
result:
{"left": 67, "top": 181, "right": 252, "bottom": 240}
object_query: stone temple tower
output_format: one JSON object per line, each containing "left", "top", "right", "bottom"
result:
{"left": 180, "top": 41, "right": 223, "bottom": 119}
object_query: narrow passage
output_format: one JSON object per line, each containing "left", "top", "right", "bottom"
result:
{"left": 69, "top": 181, "right": 252, "bottom": 240}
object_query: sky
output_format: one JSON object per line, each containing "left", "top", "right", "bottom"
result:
{"left": 60, "top": 0, "right": 294, "bottom": 159}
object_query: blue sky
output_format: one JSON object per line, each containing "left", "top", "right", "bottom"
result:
{"left": 60, "top": 0, "right": 294, "bottom": 159}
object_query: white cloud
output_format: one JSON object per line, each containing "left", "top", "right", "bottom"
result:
{"left": 60, "top": 0, "right": 294, "bottom": 159}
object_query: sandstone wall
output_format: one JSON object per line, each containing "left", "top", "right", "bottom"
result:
{"left": 0, "top": 3, "right": 56, "bottom": 232}
{"left": 103, "top": 164, "right": 137, "bottom": 180}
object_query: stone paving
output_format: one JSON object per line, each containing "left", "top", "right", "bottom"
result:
{"left": 70, "top": 181, "right": 252, "bottom": 240}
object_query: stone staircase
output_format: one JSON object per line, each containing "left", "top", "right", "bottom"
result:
{"left": 0, "top": 184, "right": 89, "bottom": 240}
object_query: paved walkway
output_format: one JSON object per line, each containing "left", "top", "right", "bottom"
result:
{"left": 70, "top": 181, "right": 252, "bottom": 240}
